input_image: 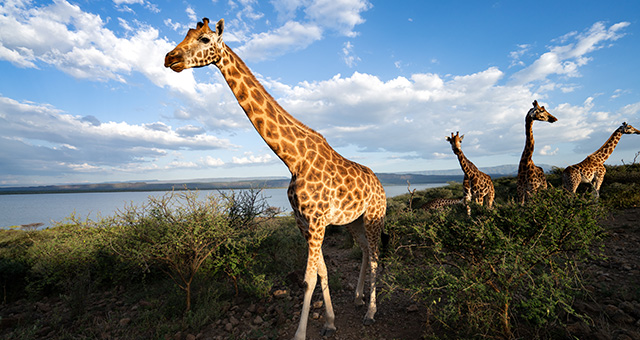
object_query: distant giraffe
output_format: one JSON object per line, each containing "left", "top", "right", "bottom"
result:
{"left": 165, "top": 18, "right": 386, "bottom": 340}
{"left": 517, "top": 101, "right": 558, "bottom": 204}
{"left": 446, "top": 131, "right": 495, "bottom": 212}
{"left": 420, "top": 197, "right": 464, "bottom": 210}
{"left": 563, "top": 122, "right": 640, "bottom": 196}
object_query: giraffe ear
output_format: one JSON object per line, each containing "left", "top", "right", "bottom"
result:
{"left": 216, "top": 19, "right": 224, "bottom": 36}
{"left": 460, "top": 134, "right": 465, "bottom": 141}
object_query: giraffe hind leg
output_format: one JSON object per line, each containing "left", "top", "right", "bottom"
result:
{"left": 363, "top": 215, "right": 382, "bottom": 325}
{"left": 347, "top": 213, "right": 382, "bottom": 325}
{"left": 347, "top": 216, "right": 368, "bottom": 307}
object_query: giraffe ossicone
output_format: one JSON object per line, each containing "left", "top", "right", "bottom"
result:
{"left": 165, "top": 18, "right": 387, "bottom": 340}
{"left": 563, "top": 122, "right": 640, "bottom": 196}
{"left": 516, "top": 100, "right": 558, "bottom": 204}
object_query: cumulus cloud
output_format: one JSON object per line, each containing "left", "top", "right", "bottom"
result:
{"left": 510, "top": 21, "right": 629, "bottom": 85}
{"left": 230, "top": 0, "right": 370, "bottom": 60}
{"left": 236, "top": 21, "right": 323, "bottom": 61}
{"left": 0, "top": 95, "right": 235, "bottom": 177}
{"left": 232, "top": 152, "right": 276, "bottom": 165}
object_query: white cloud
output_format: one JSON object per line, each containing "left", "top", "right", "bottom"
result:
{"left": 539, "top": 145, "right": 559, "bottom": 156}
{"left": 113, "top": 0, "right": 144, "bottom": 4}
{"left": 185, "top": 6, "right": 197, "bottom": 22}
{"left": 237, "top": 21, "right": 323, "bottom": 61}
{"left": 0, "top": 95, "right": 236, "bottom": 177}
{"left": 304, "top": 0, "right": 371, "bottom": 38}
{"left": 202, "top": 156, "right": 225, "bottom": 167}
{"left": 510, "top": 21, "right": 629, "bottom": 86}
{"left": 342, "top": 41, "right": 360, "bottom": 67}
{"left": 232, "top": 152, "right": 275, "bottom": 165}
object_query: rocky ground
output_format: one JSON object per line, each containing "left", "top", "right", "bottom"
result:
{"left": 1, "top": 208, "right": 639, "bottom": 339}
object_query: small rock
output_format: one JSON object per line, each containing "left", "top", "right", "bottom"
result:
{"left": 139, "top": 300, "right": 153, "bottom": 308}
{"left": 35, "top": 302, "right": 51, "bottom": 313}
{"left": 406, "top": 304, "right": 419, "bottom": 312}
{"left": 185, "top": 334, "right": 196, "bottom": 340}
{"left": 119, "top": 318, "right": 131, "bottom": 327}
{"left": 619, "top": 301, "right": 639, "bottom": 318}
{"left": 224, "top": 323, "right": 233, "bottom": 332}
{"left": 613, "top": 311, "right": 635, "bottom": 325}
{"left": 312, "top": 312, "right": 320, "bottom": 320}
{"left": 243, "top": 311, "right": 252, "bottom": 319}
{"left": 566, "top": 321, "right": 590, "bottom": 335}
{"left": 313, "top": 301, "right": 323, "bottom": 309}
{"left": 253, "top": 315, "right": 264, "bottom": 325}
{"left": 229, "top": 315, "right": 240, "bottom": 326}
{"left": 273, "top": 289, "right": 288, "bottom": 298}
{"left": 248, "top": 304, "right": 256, "bottom": 313}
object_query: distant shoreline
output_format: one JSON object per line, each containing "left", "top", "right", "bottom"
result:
{"left": 0, "top": 173, "right": 470, "bottom": 195}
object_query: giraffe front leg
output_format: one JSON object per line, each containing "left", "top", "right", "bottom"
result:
{"left": 317, "top": 250, "right": 336, "bottom": 336}
{"left": 593, "top": 172, "right": 605, "bottom": 198}
{"left": 293, "top": 236, "right": 323, "bottom": 340}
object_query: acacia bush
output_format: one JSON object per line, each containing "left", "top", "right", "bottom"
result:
{"left": 110, "top": 189, "right": 280, "bottom": 312}
{"left": 384, "top": 188, "right": 606, "bottom": 339}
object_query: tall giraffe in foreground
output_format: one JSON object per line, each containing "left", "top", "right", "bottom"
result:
{"left": 445, "top": 131, "right": 494, "bottom": 212}
{"left": 563, "top": 122, "right": 640, "bottom": 196}
{"left": 165, "top": 18, "right": 386, "bottom": 340}
{"left": 517, "top": 101, "right": 558, "bottom": 204}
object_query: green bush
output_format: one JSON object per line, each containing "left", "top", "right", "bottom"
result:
{"left": 384, "top": 188, "right": 606, "bottom": 339}
{"left": 110, "top": 189, "right": 287, "bottom": 312}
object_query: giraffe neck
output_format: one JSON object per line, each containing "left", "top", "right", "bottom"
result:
{"left": 519, "top": 116, "right": 535, "bottom": 170}
{"left": 453, "top": 148, "right": 477, "bottom": 176}
{"left": 589, "top": 128, "right": 623, "bottom": 164}
{"left": 215, "top": 45, "right": 327, "bottom": 174}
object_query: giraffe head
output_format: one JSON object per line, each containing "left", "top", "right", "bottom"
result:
{"left": 618, "top": 122, "right": 640, "bottom": 135}
{"left": 527, "top": 100, "right": 558, "bottom": 123}
{"left": 164, "top": 18, "right": 225, "bottom": 73}
{"left": 446, "top": 131, "right": 464, "bottom": 152}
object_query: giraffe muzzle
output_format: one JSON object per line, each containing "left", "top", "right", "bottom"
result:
{"left": 164, "top": 51, "right": 185, "bottom": 73}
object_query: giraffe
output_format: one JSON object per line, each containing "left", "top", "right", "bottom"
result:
{"left": 164, "top": 18, "right": 386, "bottom": 340}
{"left": 420, "top": 197, "right": 464, "bottom": 210}
{"left": 517, "top": 100, "right": 558, "bottom": 204}
{"left": 446, "top": 131, "right": 495, "bottom": 213}
{"left": 563, "top": 122, "right": 640, "bottom": 197}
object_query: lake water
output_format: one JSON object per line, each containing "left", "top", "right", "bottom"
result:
{"left": 0, "top": 183, "right": 446, "bottom": 229}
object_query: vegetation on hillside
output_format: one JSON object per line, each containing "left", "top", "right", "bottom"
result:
{"left": 0, "top": 163, "right": 638, "bottom": 339}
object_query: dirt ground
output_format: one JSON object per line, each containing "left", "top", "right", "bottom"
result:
{"left": 1, "top": 208, "right": 639, "bottom": 340}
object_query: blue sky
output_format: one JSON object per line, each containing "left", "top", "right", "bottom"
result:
{"left": 1, "top": 0, "right": 639, "bottom": 186}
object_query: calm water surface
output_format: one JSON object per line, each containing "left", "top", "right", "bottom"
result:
{"left": 0, "top": 183, "right": 445, "bottom": 229}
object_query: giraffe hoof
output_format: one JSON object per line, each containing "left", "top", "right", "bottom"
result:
{"left": 354, "top": 297, "right": 365, "bottom": 307}
{"left": 362, "top": 317, "right": 375, "bottom": 326}
{"left": 321, "top": 326, "right": 336, "bottom": 337}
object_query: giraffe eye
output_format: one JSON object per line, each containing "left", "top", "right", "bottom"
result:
{"left": 200, "top": 37, "right": 210, "bottom": 44}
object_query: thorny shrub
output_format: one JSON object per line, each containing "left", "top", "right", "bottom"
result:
{"left": 383, "top": 188, "right": 606, "bottom": 339}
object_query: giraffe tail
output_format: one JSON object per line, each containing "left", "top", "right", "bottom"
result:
{"left": 380, "top": 230, "right": 390, "bottom": 264}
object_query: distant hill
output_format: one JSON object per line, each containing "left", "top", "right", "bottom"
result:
{"left": 0, "top": 164, "right": 555, "bottom": 195}
{"left": 407, "top": 164, "right": 554, "bottom": 176}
